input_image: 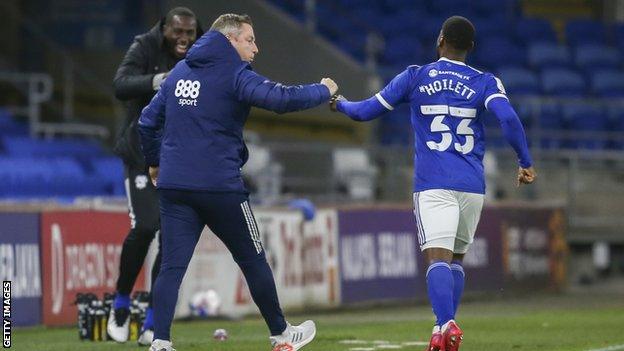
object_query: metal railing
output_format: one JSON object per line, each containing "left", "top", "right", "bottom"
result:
{"left": 1, "top": 2, "right": 120, "bottom": 139}
{"left": 244, "top": 139, "right": 624, "bottom": 243}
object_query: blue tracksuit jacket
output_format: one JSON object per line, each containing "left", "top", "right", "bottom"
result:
{"left": 138, "top": 30, "right": 330, "bottom": 192}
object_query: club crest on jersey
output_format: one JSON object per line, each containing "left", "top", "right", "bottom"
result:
{"left": 135, "top": 175, "right": 149, "bottom": 189}
{"left": 429, "top": 69, "right": 439, "bottom": 78}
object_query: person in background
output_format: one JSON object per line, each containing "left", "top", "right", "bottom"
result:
{"left": 109, "top": 7, "right": 202, "bottom": 346}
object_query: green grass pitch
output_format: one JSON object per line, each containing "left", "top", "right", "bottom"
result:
{"left": 14, "top": 291, "right": 624, "bottom": 351}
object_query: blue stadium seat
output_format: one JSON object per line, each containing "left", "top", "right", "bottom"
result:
{"left": 513, "top": 18, "right": 557, "bottom": 45}
{"left": 472, "top": 16, "right": 510, "bottom": 41}
{"left": 475, "top": 38, "right": 526, "bottom": 70}
{"left": 382, "top": 0, "right": 425, "bottom": 12}
{"left": 378, "top": 10, "right": 422, "bottom": 36}
{"left": 528, "top": 42, "right": 571, "bottom": 69}
{"left": 536, "top": 102, "right": 565, "bottom": 149}
{"left": 0, "top": 109, "right": 28, "bottom": 136}
{"left": 473, "top": 0, "right": 517, "bottom": 17}
{"left": 270, "top": 0, "right": 305, "bottom": 21}
{"left": 565, "top": 19, "right": 607, "bottom": 47}
{"left": 91, "top": 157, "right": 126, "bottom": 196}
{"left": 2, "top": 136, "right": 104, "bottom": 158}
{"left": 541, "top": 69, "right": 586, "bottom": 97}
{"left": 615, "top": 23, "right": 624, "bottom": 53}
{"left": 590, "top": 70, "right": 624, "bottom": 97}
{"left": 607, "top": 105, "right": 624, "bottom": 149}
{"left": 381, "top": 35, "right": 424, "bottom": 66}
{"left": 497, "top": 67, "right": 540, "bottom": 95}
{"left": 0, "top": 157, "right": 108, "bottom": 198}
{"left": 574, "top": 44, "right": 621, "bottom": 71}
{"left": 562, "top": 103, "right": 608, "bottom": 149}
{"left": 426, "top": 0, "right": 476, "bottom": 18}
{"left": 339, "top": 0, "right": 372, "bottom": 7}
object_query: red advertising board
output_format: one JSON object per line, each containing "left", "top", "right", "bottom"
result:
{"left": 40, "top": 211, "right": 145, "bottom": 326}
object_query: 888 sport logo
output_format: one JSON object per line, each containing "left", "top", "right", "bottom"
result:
{"left": 174, "top": 79, "right": 201, "bottom": 106}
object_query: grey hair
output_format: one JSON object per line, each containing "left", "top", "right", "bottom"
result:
{"left": 210, "top": 14, "right": 253, "bottom": 37}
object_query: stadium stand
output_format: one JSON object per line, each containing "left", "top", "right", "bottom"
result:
{"left": 266, "top": 0, "right": 622, "bottom": 156}
{"left": 0, "top": 110, "right": 124, "bottom": 199}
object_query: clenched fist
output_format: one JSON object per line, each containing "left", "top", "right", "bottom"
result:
{"left": 517, "top": 166, "right": 537, "bottom": 187}
{"left": 320, "top": 78, "right": 338, "bottom": 96}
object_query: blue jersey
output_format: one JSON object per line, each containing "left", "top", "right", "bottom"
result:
{"left": 375, "top": 58, "right": 511, "bottom": 194}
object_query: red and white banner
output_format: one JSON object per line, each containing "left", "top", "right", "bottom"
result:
{"left": 40, "top": 211, "right": 144, "bottom": 326}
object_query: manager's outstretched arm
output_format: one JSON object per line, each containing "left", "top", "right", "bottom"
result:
{"left": 235, "top": 68, "right": 336, "bottom": 114}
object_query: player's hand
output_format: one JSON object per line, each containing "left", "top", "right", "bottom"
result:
{"left": 517, "top": 166, "right": 536, "bottom": 187}
{"left": 320, "top": 78, "right": 338, "bottom": 96}
{"left": 149, "top": 166, "right": 159, "bottom": 186}
{"left": 329, "top": 94, "right": 345, "bottom": 112}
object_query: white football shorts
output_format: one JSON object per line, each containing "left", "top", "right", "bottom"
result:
{"left": 413, "top": 189, "right": 484, "bottom": 253}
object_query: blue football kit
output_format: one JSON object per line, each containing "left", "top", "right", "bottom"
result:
{"left": 336, "top": 56, "right": 534, "bottom": 332}
{"left": 338, "top": 57, "right": 533, "bottom": 194}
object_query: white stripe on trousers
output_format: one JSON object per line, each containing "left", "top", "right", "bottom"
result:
{"left": 240, "top": 201, "right": 262, "bottom": 253}
{"left": 124, "top": 178, "right": 137, "bottom": 229}
{"left": 244, "top": 201, "right": 263, "bottom": 252}
{"left": 414, "top": 192, "right": 426, "bottom": 245}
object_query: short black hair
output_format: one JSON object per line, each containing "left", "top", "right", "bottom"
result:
{"left": 165, "top": 7, "right": 196, "bottom": 25}
{"left": 441, "top": 16, "right": 475, "bottom": 51}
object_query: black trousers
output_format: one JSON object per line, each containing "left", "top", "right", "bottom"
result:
{"left": 116, "top": 164, "right": 162, "bottom": 306}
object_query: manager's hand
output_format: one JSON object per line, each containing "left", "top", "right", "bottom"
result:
{"left": 149, "top": 166, "right": 159, "bottom": 187}
{"left": 321, "top": 78, "right": 338, "bottom": 96}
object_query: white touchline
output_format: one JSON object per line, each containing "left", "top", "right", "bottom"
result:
{"left": 402, "top": 341, "right": 429, "bottom": 346}
{"left": 586, "top": 344, "right": 624, "bottom": 351}
{"left": 340, "top": 340, "right": 370, "bottom": 344}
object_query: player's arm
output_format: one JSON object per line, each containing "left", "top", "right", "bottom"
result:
{"left": 137, "top": 83, "right": 167, "bottom": 184}
{"left": 113, "top": 40, "right": 163, "bottom": 100}
{"left": 487, "top": 97, "right": 536, "bottom": 185}
{"left": 331, "top": 69, "right": 412, "bottom": 122}
{"left": 234, "top": 67, "right": 335, "bottom": 114}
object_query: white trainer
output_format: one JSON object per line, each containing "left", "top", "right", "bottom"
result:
{"left": 149, "top": 339, "right": 175, "bottom": 351}
{"left": 138, "top": 328, "right": 154, "bottom": 346}
{"left": 269, "top": 321, "right": 316, "bottom": 351}
{"left": 106, "top": 308, "right": 130, "bottom": 343}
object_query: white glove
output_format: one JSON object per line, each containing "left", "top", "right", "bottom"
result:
{"left": 152, "top": 72, "right": 168, "bottom": 91}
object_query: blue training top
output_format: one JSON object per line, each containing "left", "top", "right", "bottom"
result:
{"left": 138, "top": 30, "right": 330, "bottom": 192}
{"left": 337, "top": 57, "right": 532, "bottom": 195}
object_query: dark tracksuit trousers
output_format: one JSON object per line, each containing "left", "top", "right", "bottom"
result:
{"left": 117, "top": 165, "right": 162, "bottom": 306}
{"left": 153, "top": 189, "right": 286, "bottom": 341}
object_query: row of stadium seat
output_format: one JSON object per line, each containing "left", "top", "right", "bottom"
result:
{"left": 0, "top": 156, "right": 125, "bottom": 198}
{"left": 271, "top": 0, "right": 624, "bottom": 63}
{"left": 383, "top": 40, "right": 624, "bottom": 73}
{"left": 498, "top": 67, "right": 624, "bottom": 97}
{"left": 0, "top": 119, "right": 126, "bottom": 198}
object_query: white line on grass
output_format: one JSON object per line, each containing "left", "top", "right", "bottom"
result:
{"left": 586, "top": 345, "right": 624, "bottom": 351}
{"left": 340, "top": 340, "right": 370, "bottom": 344}
{"left": 402, "top": 341, "right": 429, "bottom": 346}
